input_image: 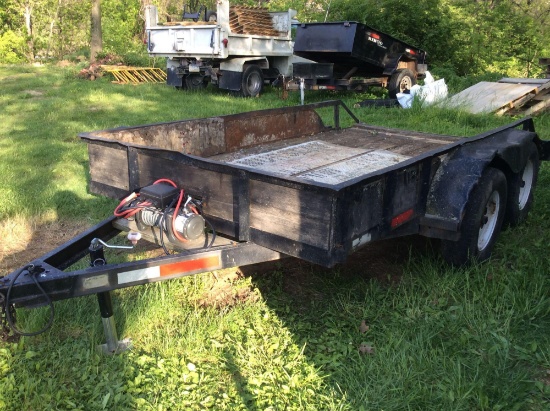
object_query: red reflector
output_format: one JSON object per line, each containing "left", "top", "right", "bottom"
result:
{"left": 391, "top": 209, "right": 414, "bottom": 229}
{"left": 160, "top": 255, "right": 221, "bottom": 276}
{"left": 370, "top": 32, "right": 380, "bottom": 40}
{"left": 406, "top": 48, "right": 416, "bottom": 55}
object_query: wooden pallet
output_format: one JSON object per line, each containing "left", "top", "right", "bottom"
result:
{"left": 446, "top": 78, "right": 550, "bottom": 116}
{"left": 101, "top": 66, "right": 167, "bottom": 84}
{"left": 229, "top": 5, "right": 282, "bottom": 37}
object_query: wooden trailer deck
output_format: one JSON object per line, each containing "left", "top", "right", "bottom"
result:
{"left": 211, "top": 124, "right": 457, "bottom": 186}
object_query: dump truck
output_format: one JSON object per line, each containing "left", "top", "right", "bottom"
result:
{"left": 289, "top": 22, "right": 428, "bottom": 97}
{"left": 144, "top": 0, "right": 296, "bottom": 96}
{"left": 2, "top": 101, "right": 548, "bottom": 351}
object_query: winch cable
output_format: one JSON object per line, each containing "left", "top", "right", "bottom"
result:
{"left": 205, "top": 218, "right": 216, "bottom": 249}
{"left": 3, "top": 265, "right": 55, "bottom": 337}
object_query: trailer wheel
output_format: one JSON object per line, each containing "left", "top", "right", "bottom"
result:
{"left": 388, "top": 69, "right": 416, "bottom": 98}
{"left": 441, "top": 167, "right": 507, "bottom": 266}
{"left": 205, "top": 11, "right": 217, "bottom": 22}
{"left": 241, "top": 65, "right": 264, "bottom": 97}
{"left": 505, "top": 143, "right": 540, "bottom": 227}
{"left": 185, "top": 73, "right": 208, "bottom": 90}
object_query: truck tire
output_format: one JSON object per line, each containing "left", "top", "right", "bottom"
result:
{"left": 505, "top": 143, "right": 540, "bottom": 227}
{"left": 441, "top": 167, "right": 507, "bottom": 266}
{"left": 388, "top": 68, "right": 416, "bottom": 98}
{"left": 185, "top": 73, "right": 207, "bottom": 90}
{"left": 241, "top": 65, "right": 264, "bottom": 97}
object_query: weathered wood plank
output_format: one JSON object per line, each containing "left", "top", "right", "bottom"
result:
{"left": 88, "top": 145, "right": 129, "bottom": 191}
{"left": 447, "top": 78, "right": 550, "bottom": 115}
{"left": 249, "top": 180, "right": 331, "bottom": 249}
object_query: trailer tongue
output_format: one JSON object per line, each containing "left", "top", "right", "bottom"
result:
{"left": 1, "top": 101, "right": 548, "bottom": 350}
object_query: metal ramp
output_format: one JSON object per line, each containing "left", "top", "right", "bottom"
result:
{"left": 446, "top": 78, "right": 550, "bottom": 116}
{"left": 101, "top": 66, "right": 167, "bottom": 84}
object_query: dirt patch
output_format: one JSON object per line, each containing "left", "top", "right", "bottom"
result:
{"left": 56, "top": 60, "right": 73, "bottom": 68}
{"left": 336, "top": 235, "right": 435, "bottom": 284}
{"left": 0, "top": 217, "right": 90, "bottom": 276}
{"left": 196, "top": 269, "right": 259, "bottom": 309}
{"left": 23, "top": 89, "right": 44, "bottom": 97}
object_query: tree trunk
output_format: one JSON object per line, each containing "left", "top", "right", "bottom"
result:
{"left": 24, "top": 4, "right": 34, "bottom": 62}
{"left": 90, "top": 0, "right": 102, "bottom": 63}
{"left": 46, "top": 0, "right": 62, "bottom": 60}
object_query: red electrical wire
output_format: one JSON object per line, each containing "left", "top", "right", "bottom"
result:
{"left": 113, "top": 192, "right": 137, "bottom": 217}
{"left": 113, "top": 192, "right": 152, "bottom": 218}
{"left": 153, "top": 178, "right": 178, "bottom": 189}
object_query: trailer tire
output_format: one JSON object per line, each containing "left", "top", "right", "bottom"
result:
{"left": 388, "top": 69, "right": 416, "bottom": 98}
{"left": 205, "top": 11, "right": 217, "bottom": 22}
{"left": 505, "top": 143, "right": 540, "bottom": 227}
{"left": 441, "top": 167, "right": 507, "bottom": 266}
{"left": 185, "top": 73, "right": 208, "bottom": 90}
{"left": 241, "top": 65, "right": 264, "bottom": 97}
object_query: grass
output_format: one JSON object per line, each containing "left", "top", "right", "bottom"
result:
{"left": 0, "top": 64, "right": 549, "bottom": 410}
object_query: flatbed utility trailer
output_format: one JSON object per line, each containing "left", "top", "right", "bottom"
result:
{"left": 1, "top": 101, "right": 549, "bottom": 350}
{"left": 290, "top": 22, "right": 428, "bottom": 97}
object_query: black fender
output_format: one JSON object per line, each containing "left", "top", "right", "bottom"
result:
{"left": 166, "top": 66, "right": 183, "bottom": 87}
{"left": 382, "top": 54, "right": 416, "bottom": 77}
{"left": 422, "top": 127, "right": 540, "bottom": 239}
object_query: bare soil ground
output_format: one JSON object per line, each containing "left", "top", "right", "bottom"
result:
{"left": 0, "top": 218, "right": 89, "bottom": 276}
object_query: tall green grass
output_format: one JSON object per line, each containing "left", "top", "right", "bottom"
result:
{"left": 0, "top": 64, "right": 549, "bottom": 410}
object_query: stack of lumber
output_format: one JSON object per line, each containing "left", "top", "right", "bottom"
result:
{"left": 229, "top": 5, "right": 281, "bottom": 36}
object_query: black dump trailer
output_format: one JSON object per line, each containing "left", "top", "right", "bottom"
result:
{"left": 291, "top": 22, "right": 427, "bottom": 97}
{"left": 1, "top": 101, "right": 548, "bottom": 350}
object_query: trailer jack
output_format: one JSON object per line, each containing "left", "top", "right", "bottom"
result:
{"left": 89, "top": 239, "right": 132, "bottom": 354}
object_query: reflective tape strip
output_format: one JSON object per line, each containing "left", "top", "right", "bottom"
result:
{"left": 118, "top": 267, "right": 160, "bottom": 284}
{"left": 117, "top": 253, "right": 222, "bottom": 285}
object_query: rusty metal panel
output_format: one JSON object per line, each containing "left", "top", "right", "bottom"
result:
{"left": 223, "top": 108, "right": 326, "bottom": 152}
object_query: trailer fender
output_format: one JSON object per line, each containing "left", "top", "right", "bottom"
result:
{"left": 423, "top": 153, "right": 490, "bottom": 239}
{"left": 382, "top": 55, "right": 417, "bottom": 77}
{"left": 423, "top": 128, "right": 540, "bottom": 239}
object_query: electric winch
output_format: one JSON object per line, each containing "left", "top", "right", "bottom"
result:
{"left": 113, "top": 179, "right": 212, "bottom": 252}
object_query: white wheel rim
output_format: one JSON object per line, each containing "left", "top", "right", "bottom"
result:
{"left": 247, "top": 73, "right": 262, "bottom": 95}
{"left": 478, "top": 190, "right": 500, "bottom": 251}
{"left": 518, "top": 160, "right": 534, "bottom": 210}
{"left": 400, "top": 77, "right": 412, "bottom": 92}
